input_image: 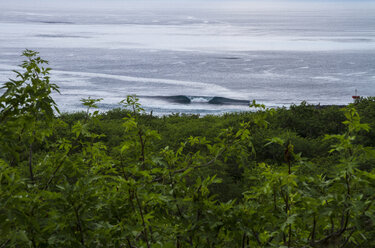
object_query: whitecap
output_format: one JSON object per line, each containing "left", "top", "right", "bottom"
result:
{"left": 313, "top": 76, "right": 341, "bottom": 82}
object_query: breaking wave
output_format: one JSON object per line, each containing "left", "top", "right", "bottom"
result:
{"left": 143, "top": 95, "right": 250, "bottom": 105}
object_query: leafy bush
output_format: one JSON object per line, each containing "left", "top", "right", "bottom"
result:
{"left": 1, "top": 50, "right": 375, "bottom": 247}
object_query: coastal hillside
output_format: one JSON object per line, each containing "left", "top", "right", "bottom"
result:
{"left": 1, "top": 51, "right": 375, "bottom": 247}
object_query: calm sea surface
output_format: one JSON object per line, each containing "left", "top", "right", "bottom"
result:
{"left": 0, "top": 1, "right": 375, "bottom": 115}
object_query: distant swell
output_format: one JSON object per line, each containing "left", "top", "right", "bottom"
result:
{"left": 208, "top": 97, "right": 249, "bottom": 105}
{"left": 35, "top": 34, "right": 88, "bottom": 38}
{"left": 162, "top": 95, "right": 192, "bottom": 104}
{"left": 38, "top": 21, "right": 74, "bottom": 24}
{"left": 143, "top": 95, "right": 250, "bottom": 105}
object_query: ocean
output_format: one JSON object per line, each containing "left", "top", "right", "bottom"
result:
{"left": 0, "top": 0, "right": 374, "bottom": 115}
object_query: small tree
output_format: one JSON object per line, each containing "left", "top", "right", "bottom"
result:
{"left": 0, "top": 49, "right": 60, "bottom": 181}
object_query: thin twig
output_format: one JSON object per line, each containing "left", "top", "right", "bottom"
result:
{"left": 135, "top": 192, "right": 150, "bottom": 248}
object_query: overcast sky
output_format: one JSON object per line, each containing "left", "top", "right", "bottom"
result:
{"left": 1, "top": 0, "right": 375, "bottom": 13}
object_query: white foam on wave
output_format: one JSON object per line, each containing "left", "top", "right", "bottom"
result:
{"left": 313, "top": 76, "right": 341, "bottom": 82}
{"left": 345, "top": 72, "right": 368, "bottom": 76}
{"left": 0, "top": 63, "right": 238, "bottom": 99}
{"left": 171, "top": 61, "right": 186, "bottom": 65}
{"left": 54, "top": 77, "right": 92, "bottom": 87}
{"left": 50, "top": 69, "right": 234, "bottom": 96}
{"left": 0, "top": 64, "right": 92, "bottom": 88}
{"left": 8, "top": 11, "right": 53, "bottom": 17}
{"left": 190, "top": 96, "right": 212, "bottom": 103}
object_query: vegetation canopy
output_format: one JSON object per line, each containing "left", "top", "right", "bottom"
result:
{"left": 1, "top": 50, "right": 375, "bottom": 247}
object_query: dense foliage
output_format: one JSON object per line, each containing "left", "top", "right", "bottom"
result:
{"left": 1, "top": 50, "right": 375, "bottom": 247}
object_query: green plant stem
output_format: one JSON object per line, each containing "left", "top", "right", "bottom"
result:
{"left": 29, "top": 142, "right": 34, "bottom": 182}
{"left": 73, "top": 205, "right": 85, "bottom": 247}
{"left": 135, "top": 192, "right": 150, "bottom": 248}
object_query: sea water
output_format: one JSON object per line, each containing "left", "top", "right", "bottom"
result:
{"left": 0, "top": 0, "right": 374, "bottom": 115}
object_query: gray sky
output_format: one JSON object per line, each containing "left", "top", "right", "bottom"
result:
{"left": 1, "top": 0, "right": 375, "bottom": 10}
